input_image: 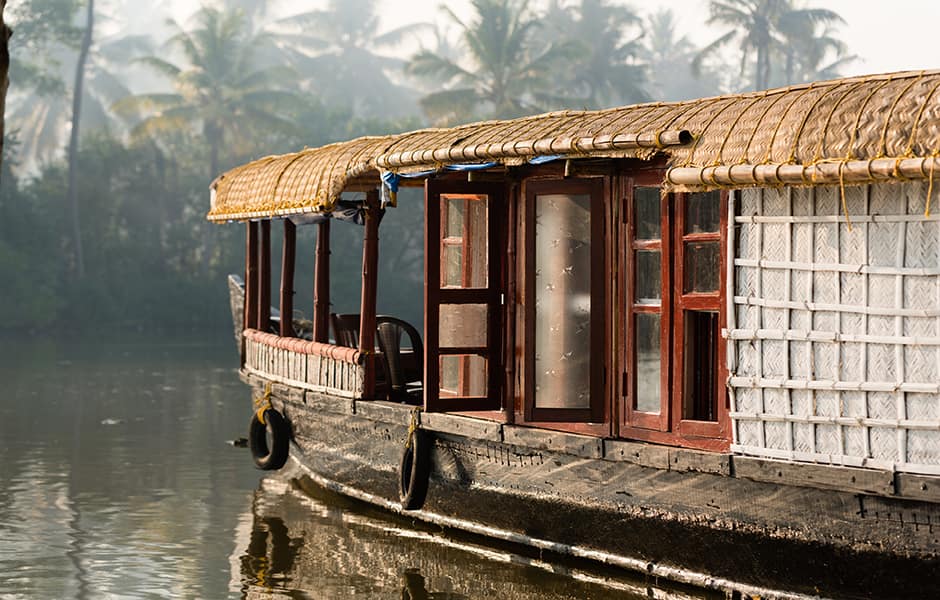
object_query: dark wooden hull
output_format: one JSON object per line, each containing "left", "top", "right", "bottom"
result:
{"left": 243, "top": 374, "right": 940, "bottom": 599}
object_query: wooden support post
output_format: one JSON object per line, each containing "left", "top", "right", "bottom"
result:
{"left": 245, "top": 222, "right": 259, "bottom": 333}
{"left": 313, "top": 219, "right": 331, "bottom": 343}
{"left": 279, "top": 220, "right": 296, "bottom": 337}
{"left": 359, "top": 191, "right": 380, "bottom": 399}
{"left": 258, "top": 220, "right": 271, "bottom": 332}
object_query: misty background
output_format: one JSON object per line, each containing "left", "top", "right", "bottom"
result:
{"left": 0, "top": 0, "right": 922, "bottom": 336}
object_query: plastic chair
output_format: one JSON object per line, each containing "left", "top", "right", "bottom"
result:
{"left": 375, "top": 316, "right": 424, "bottom": 404}
{"left": 330, "top": 313, "right": 360, "bottom": 348}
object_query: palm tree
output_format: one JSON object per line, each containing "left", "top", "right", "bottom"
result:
{"left": 778, "top": 12, "right": 855, "bottom": 84}
{"left": 114, "top": 6, "right": 301, "bottom": 178}
{"left": 541, "top": 0, "right": 647, "bottom": 109}
{"left": 693, "top": 0, "right": 843, "bottom": 91}
{"left": 271, "top": 0, "right": 431, "bottom": 119}
{"left": 3, "top": 0, "right": 82, "bottom": 170}
{"left": 641, "top": 9, "right": 723, "bottom": 101}
{"left": 1, "top": 0, "right": 10, "bottom": 173}
{"left": 406, "top": 0, "right": 579, "bottom": 124}
{"left": 66, "top": 0, "right": 94, "bottom": 278}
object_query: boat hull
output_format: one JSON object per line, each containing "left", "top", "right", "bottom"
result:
{"left": 243, "top": 373, "right": 940, "bottom": 599}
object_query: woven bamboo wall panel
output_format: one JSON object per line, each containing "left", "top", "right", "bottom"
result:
{"left": 730, "top": 181, "right": 940, "bottom": 474}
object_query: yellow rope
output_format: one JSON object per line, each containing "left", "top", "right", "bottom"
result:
{"left": 845, "top": 77, "right": 893, "bottom": 162}
{"left": 876, "top": 72, "right": 924, "bottom": 159}
{"left": 786, "top": 85, "right": 833, "bottom": 164}
{"left": 404, "top": 406, "right": 421, "bottom": 450}
{"left": 253, "top": 383, "right": 273, "bottom": 425}
{"left": 927, "top": 154, "right": 937, "bottom": 218}
{"left": 812, "top": 81, "right": 863, "bottom": 164}
{"left": 739, "top": 91, "right": 788, "bottom": 165}
{"left": 838, "top": 162, "right": 853, "bottom": 232}
{"left": 680, "top": 97, "right": 736, "bottom": 167}
{"left": 762, "top": 85, "right": 817, "bottom": 165}
{"left": 716, "top": 95, "right": 765, "bottom": 165}
{"left": 904, "top": 79, "right": 940, "bottom": 156}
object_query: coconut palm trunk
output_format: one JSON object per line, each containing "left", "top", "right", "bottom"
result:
{"left": 66, "top": 0, "right": 94, "bottom": 279}
{"left": 1, "top": 0, "right": 11, "bottom": 173}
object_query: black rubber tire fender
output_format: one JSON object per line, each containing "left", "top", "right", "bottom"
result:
{"left": 398, "top": 428, "right": 431, "bottom": 510}
{"left": 249, "top": 407, "right": 290, "bottom": 470}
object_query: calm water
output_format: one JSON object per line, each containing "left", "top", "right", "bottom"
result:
{"left": 0, "top": 337, "right": 716, "bottom": 599}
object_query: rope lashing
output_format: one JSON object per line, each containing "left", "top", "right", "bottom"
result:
{"left": 253, "top": 383, "right": 273, "bottom": 425}
{"left": 405, "top": 407, "right": 421, "bottom": 450}
{"left": 927, "top": 154, "right": 937, "bottom": 218}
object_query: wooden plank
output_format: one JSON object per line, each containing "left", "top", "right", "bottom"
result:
{"left": 304, "top": 390, "right": 354, "bottom": 415}
{"left": 270, "top": 382, "right": 303, "bottom": 404}
{"left": 895, "top": 472, "right": 940, "bottom": 503}
{"left": 733, "top": 456, "right": 895, "bottom": 496}
{"left": 502, "top": 425, "right": 602, "bottom": 459}
{"left": 669, "top": 448, "right": 731, "bottom": 475}
{"left": 420, "top": 412, "right": 503, "bottom": 441}
{"left": 354, "top": 400, "right": 413, "bottom": 426}
{"left": 603, "top": 439, "right": 671, "bottom": 469}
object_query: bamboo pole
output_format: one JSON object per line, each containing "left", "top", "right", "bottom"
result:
{"left": 666, "top": 156, "right": 940, "bottom": 189}
{"left": 279, "top": 220, "right": 296, "bottom": 337}
{"left": 359, "top": 190, "right": 380, "bottom": 399}
{"left": 376, "top": 130, "right": 692, "bottom": 169}
{"left": 259, "top": 220, "right": 271, "bottom": 332}
{"left": 313, "top": 220, "right": 331, "bottom": 343}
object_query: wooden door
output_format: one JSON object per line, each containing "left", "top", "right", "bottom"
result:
{"left": 424, "top": 179, "right": 504, "bottom": 412}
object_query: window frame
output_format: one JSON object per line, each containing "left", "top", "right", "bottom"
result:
{"left": 620, "top": 178, "right": 731, "bottom": 451}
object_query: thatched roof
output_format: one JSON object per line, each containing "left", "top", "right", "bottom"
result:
{"left": 209, "top": 70, "right": 940, "bottom": 222}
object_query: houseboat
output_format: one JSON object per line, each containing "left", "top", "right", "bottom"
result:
{"left": 209, "top": 71, "right": 940, "bottom": 598}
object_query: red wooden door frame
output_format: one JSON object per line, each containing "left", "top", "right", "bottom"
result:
{"left": 424, "top": 179, "right": 505, "bottom": 412}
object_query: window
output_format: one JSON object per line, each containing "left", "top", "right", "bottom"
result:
{"left": 623, "top": 182, "right": 730, "bottom": 449}
{"left": 525, "top": 179, "right": 605, "bottom": 424}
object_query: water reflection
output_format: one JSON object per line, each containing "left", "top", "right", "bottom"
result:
{"left": 0, "top": 337, "right": 260, "bottom": 599}
{"left": 0, "top": 337, "right": 719, "bottom": 599}
{"left": 236, "top": 468, "right": 719, "bottom": 600}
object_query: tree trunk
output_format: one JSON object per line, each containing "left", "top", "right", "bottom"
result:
{"left": 66, "top": 0, "right": 94, "bottom": 279}
{"left": 0, "top": 0, "right": 11, "bottom": 175}
{"left": 202, "top": 121, "right": 221, "bottom": 276}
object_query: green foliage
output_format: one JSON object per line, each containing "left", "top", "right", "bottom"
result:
{"left": 694, "top": 0, "right": 847, "bottom": 91}
{"left": 407, "top": 0, "right": 583, "bottom": 124}
{"left": 114, "top": 6, "right": 303, "bottom": 177}
{"left": 540, "top": 0, "right": 648, "bottom": 109}
{"left": 0, "top": 0, "right": 857, "bottom": 336}
{"left": 6, "top": 0, "right": 82, "bottom": 95}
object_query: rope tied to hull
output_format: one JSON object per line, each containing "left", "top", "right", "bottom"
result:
{"left": 405, "top": 406, "right": 421, "bottom": 450}
{"left": 253, "top": 383, "right": 273, "bottom": 425}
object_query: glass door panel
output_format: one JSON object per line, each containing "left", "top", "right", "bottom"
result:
{"left": 525, "top": 179, "right": 604, "bottom": 424}
{"left": 533, "top": 193, "right": 593, "bottom": 410}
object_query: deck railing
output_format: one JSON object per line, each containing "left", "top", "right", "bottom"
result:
{"left": 243, "top": 329, "right": 365, "bottom": 399}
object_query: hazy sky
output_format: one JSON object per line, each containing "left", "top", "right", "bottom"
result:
{"left": 170, "top": 1, "right": 939, "bottom": 78}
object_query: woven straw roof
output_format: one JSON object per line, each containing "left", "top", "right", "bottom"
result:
{"left": 209, "top": 70, "right": 940, "bottom": 222}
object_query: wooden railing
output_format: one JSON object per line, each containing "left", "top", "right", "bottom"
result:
{"left": 243, "top": 329, "right": 365, "bottom": 399}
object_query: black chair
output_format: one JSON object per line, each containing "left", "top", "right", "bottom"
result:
{"left": 375, "top": 316, "right": 423, "bottom": 404}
